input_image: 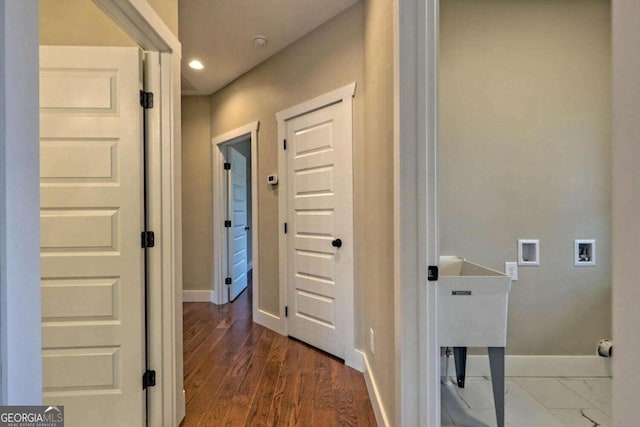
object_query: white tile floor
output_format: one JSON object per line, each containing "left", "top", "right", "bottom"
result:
{"left": 441, "top": 377, "right": 612, "bottom": 427}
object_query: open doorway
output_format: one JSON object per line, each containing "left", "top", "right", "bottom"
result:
{"left": 224, "top": 137, "right": 253, "bottom": 302}
{"left": 211, "top": 122, "right": 259, "bottom": 307}
{"left": 437, "top": 1, "right": 612, "bottom": 426}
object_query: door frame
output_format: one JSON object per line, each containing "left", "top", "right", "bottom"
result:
{"left": 73, "top": 1, "right": 184, "bottom": 425}
{"left": 0, "top": 0, "right": 184, "bottom": 420}
{"left": 211, "top": 121, "right": 259, "bottom": 306}
{"left": 393, "top": 0, "right": 438, "bottom": 425}
{"left": 276, "top": 83, "right": 360, "bottom": 369}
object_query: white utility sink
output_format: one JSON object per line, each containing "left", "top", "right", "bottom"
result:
{"left": 438, "top": 256, "right": 512, "bottom": 348}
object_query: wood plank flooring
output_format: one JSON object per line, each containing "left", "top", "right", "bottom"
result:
{"left": 181, "top": 282, "right": 377, "bottom": 426}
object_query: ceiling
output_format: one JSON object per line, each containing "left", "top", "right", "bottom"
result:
{"left": 179, "top": 0, "right": 360, "bottom": 96}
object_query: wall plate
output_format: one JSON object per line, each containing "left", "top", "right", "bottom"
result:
{"left": 575, "top": 239, "right": 596, "bottom": 266}
{"left": 518, "top": 239, "right": 540, "bottom": 266}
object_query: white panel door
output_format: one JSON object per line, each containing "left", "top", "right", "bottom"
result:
{"left": 285, "top": 102, "right": 354, "bottom": 358}
{"left": 228, "top": 147, "right": 248, "bottom": 300}
{"left": 39, "top": 46, "right": 145, "bottom": 427}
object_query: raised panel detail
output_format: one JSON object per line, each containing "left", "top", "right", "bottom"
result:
{"left": 296, "top": 250, "right": 335, "bottom": 282}
{"left": 40, "top": 139, "right": 118, "bottom": 182}
{"left": 296, "top": 290, "right": 334, "bottom": 327}
{"left": 295, "top": 210, "right": 333, "bottom": 237}
{"left": 233, "top": 183, "right": 244, "bottom": 201}
{"left": 232, "top": 211, "right": 245, "bottom": 226}
{"left": 41, "top": 209, "right": 119, "bottom": 251}
{"left": 42, "top": 278, "right": 118, "bottom": 321}
{"left": 295, "top": 167, "right": 333, "bottom": 197}
{"left": 43, "top": 347, "right": 119, "bottom": 391}
{"left": 40, "top": 70, "right": 116, "bottom": 112}
{"left": 294, "top": 121, "right": 333, "bottom": 156}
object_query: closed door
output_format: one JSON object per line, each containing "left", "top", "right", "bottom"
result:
{"left": 39, "top": 46, "right": 146, "bottom": 427}
{"left": 228, "top": 146, "right": 249, "bottom": 300}
{"left": 285, "top": 101, "right": 354, "bottom": 359}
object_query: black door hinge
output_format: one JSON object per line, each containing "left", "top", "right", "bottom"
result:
{"left": 283, "top": 139, "right": 287, "bottom": 150}
{"left": 284, "top": 223, "right": 288, "bottom": 234}
{"left": 427, "top": 265, "right": 439, "bottom": 281}
{"left": 225, "top": 277, "right": 232, "bottom": 285}
{"left": 142, "top": 370, "right": 156, "bottom": 389}
{"left": 140, "top": 90, "right": 154, "bottom": 109}
{"left": 141, "top": 231, "right": 155, "bottom": 248}
{"left": 224, "top": 220, "right": 232, "bottom": 228}
{"left": 224, "top": 162, "right": 231, "bottom": 170}
{"left": 285, "top": 306, "right": 288, "bottom": 317}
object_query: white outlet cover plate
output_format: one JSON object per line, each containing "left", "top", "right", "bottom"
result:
{"left": 505, "top": 262, "right": 518, "bottom": 281}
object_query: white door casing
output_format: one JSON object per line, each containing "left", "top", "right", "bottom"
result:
{"left": 39, "top": 46, "right": 146, "bottom": 427}
{"left": 210, "top": 122, "right": 260, "bottom": 309}
{"left": 277, "top": 83, "right": 358, "bottom": 368}
{"left": 393, "top": 0, "right": 439, "bottom": 424}
{"left": 228, "top": 146, "right": 249, "bottom": 301}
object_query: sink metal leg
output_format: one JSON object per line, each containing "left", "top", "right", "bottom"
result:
{"left": 453, "top": 347, "right": 467, "bottom": 388}
{"left": 488, "top": 347, "right": 505, "bottom": 427}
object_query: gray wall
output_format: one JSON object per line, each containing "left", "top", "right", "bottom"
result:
{"left": 439, "top": 0, "right": 611, "bottom": 355}
{"left": 181, "top": 96, "right": 212, "bottom": 291}
{"left": 362, "top": 0, "right": 395, "bottom": 421}
{"left": 612, "top": 0, "right": 640, "bottom": 423}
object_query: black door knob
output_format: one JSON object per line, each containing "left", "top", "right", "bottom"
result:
{"left": 331, "top": 238, "right": 342, "bottom": 248}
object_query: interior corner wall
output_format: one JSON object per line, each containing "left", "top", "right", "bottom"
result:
{"left": 439, "top": 0, "right": 611, "bottom": 355}
{"left": 181, "top": 96, "right": 212, "bottom": 291}
{"left": 362, "top": 0, "right": 396, "bottom": 422}
{"left": 181, "top": 3, "right": 365, "bottom": 316}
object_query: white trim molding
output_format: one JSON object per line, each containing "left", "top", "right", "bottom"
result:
{"left": 0, "top": 0, "right": 42, "bottom": 404}
{"left": 182, "top": 290, "right": 216, "bottom": 303}
{"left": 276, "top": 83, "right": 359, "bottom": 367}
{"left": 442, "top": 355, "right": 612, "bottom": 378}
{"left": 358, "top": 351, "right": 391, "bottom": 427}
{"left": 211, "top": 122, "right": 260, "bottom": 307}
{"left": 93, "top": 0, "right": 181, "bottom": 57}
{"left": 394, "top": 0, "right": 438, "bottom": 425}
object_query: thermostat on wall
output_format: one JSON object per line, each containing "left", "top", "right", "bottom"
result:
{"left": 267, "top": 174, "right": 278, "bottom": 185}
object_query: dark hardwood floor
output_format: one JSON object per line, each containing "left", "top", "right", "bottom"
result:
{"left": 181, "top": 280, "right": 377, "bottom": 426}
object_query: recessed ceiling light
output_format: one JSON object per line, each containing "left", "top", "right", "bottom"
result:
{"left": 188, "top": 59, "right": 204, "bottom": 70}
{"left": 253, "top": 35, "right": 268, "bottom": 47}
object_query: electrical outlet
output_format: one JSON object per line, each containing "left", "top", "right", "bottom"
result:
{"left": 369, "top": 328, "right": 375, "bottom": 355}
{"left": 505, "top": 262, "right": 518, "bottom": 281}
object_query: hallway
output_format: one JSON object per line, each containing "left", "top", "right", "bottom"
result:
{"left": 181, "top": 282, "right": 376, "bottom": 426}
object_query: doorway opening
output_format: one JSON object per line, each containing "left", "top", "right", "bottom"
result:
{"left": 437, "top": 1, "right": 612, "bottom": 426}
{"left": 211, "top": 122, "right": 259, "bottom": 308}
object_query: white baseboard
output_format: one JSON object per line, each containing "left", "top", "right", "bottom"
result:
{"left": 182, "top": 290, "right": 215, "bottom": 303}
{"left": 442, "top": 355, "right": 612, "bottom": 378}
{"left": 358, "top": 350, "right": 391, "bottom": 427}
